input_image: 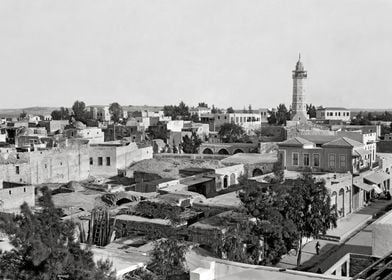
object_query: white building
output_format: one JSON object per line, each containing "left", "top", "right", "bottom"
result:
{"left": 64, "top": 122, "right": 105, "bottom": 144}
{"left": 316, "top": 107, "right": 351, "bottom": 122}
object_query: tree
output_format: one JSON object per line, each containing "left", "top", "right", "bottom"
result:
{"left": 51, "top": 107, "right": 70, "bottom": 120}
{"left": 286, "top": 172, "right": 338, "bottom": 266}
{"left": 163, "top": 101, "right": 190, "bottom": 120}
{"left": 211, "top": 105, "right": 222, "bottom": 114}
{"left": 218, "top": 123, "right": 245, "bottom": 143}
{"left": 0, "top": 188, "right": 115, "bottom": 279}
{"left": 198, "top": 102, "right": 208, "bottom": 108}
{"left": 226, "top": 107, "right": 235, "bottom": 113}
{"left": 147, "top": 122, "right": 168, "bottom": 141}
{"left": 238, "top": 181, "right": 298, "bottom": 265}
{"left": 276, "top": 104, "right": 290, "bottom": 125}
{"left": 109, "top": 102, "right": 123, "bottom": 123}
{"left": 182, "top": 132, "right": 202, "bottom": 154}
{"left": 72, "top": 100, "right": 87, "bottom": 123}
{"left": 306, "top": 104, "right": 317, "bottom": 119}
{"left": 248, "top": 105, "right": 253, "bottom": 114}
{"left": 19, "top": 110, "right": 27, "bottom": 120}
{"left": 267, "top": 110, "right": 277, "bottom": 125}
{"left": 148, "top": 238, "right": 189, "bottom": 279}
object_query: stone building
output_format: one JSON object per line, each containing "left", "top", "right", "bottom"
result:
{"left": 316, "top": 107, "right": 351, "bottom": 122}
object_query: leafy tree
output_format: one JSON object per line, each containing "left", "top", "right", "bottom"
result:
{"left": 276, "top": 104, "right": 290, "bottom": 125}
{"left": 306, "top": 104, "right": 317, "bottom": 119}
{"left": 19, "top": 110, "right": 27, "bottom": 120}
{"left": 182, "top": 132, "right": 202, "bottom": 154}
{"left": 211, "top": 105, "right": 222, "bottom": 114}
{"left": 0, "top": 189, "right": 115, "bottom": 279}
{"left": 198, "top": 102, "right": 208, "bottom": 108}
{"left": 51, "top": 107, "right": 70, "bottom": 120}
{"left": 109, "top": 102, "right": 123, "bottom": 123}
{"left": 286, "top": 172, "right": 338, "bottom": 266}
{"left": 248, "top": 105, "right": 253, "bottom": 114}
{"left": 148, "top": 239, "right": 189, "bottom": 279}
{"left": 218, "top": 123, "right": 245, "bottom": 143}
{"left": 226, "top": 107, "right": 235, "bottom": 113}
{"left": 163, "top": 101, "right": 190, "bottom": 120}
{"left": 72, "top": 100, "right": 87, "bottom": 123}
{"left": 238, "top": 181, "right": 298, "bottom": 265}
{"left": 267, "top": 110, "right": 277, "bottom": 125}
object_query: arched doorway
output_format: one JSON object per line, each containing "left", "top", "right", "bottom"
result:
{"left": 252, "top": 168, "right": 263, "bottom": 177}
{"left": 233, "top": 149, "right": 244, "bottom": 154}
{"left": 346, "top": 187, "right": 351, "bottom": 214}
{"left": 218, "top": 149, "right": 229, "bottom": 155}
{"left": 223, "top": 175, "right": 229, "bottom": 188}
{"left": 339, "top": 188, "right": 345, "bottom": 217}
{"left": 202, "top": 148, "right": 213, "bottom": 154}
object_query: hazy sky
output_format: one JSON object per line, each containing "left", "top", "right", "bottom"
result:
{"left": 0, "top": 0, "right": 391, "bottom": 109}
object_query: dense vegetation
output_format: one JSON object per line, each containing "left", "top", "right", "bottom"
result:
{"left": 0, "top": 189, "right": 115, "bottom": 280}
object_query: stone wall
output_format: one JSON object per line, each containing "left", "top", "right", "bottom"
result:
{"left": 0, "top": 185, "right": 35, "bottom": 211}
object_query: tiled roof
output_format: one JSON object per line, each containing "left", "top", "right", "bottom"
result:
{"left": 278, "top": 137, "right": 314, "bottom": 146}
{"left": 322, "top": 137, "right": 363, "bottom": 148}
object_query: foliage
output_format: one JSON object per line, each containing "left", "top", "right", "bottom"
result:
{"left": 198, "top": 102, "right": 208, "bottom": 108}
{"left": 218, "top": 123, "right": 245, "bottom": 143}
{"left": 0, "top": 188, "right": 115, "bottom": 280}
{"left": 19, "top": 110, "right": 27, "bottom": 120}
{"left": 124, "top": 268, "right": 157, "bottom": 280}
{"left": 163, "top": 101, "right": 190, "bottom": 120}
{"left": 182, "top": 132, "right": 202, "bottom": 154}
{"left": 148, "top": 238, "right": 189, "bottom": 279}
{"left": 238, "top": 180, "right": 298, "bottom": 265}
{"left": 109, "top": 102, "right": 123, "bottom": 123}
{"left": 211, "top": 105, "right": 222, "bottom": 114}
{"left": 147, "top": 122, "right": 168, "bottom": 141}
{"left": 226, "top": 107, "right": 235, "bottom": 113}
{"left": 248, "top": 105, "right": 253, "bottom": 113}
{"left": 51, "top": 107, "right": 70, "bottom": 120}
{"left": 72, "top": 100, "right": 88, "bottom": 123}
{"left": 268, "top": 104, "right": 291, "bottom": 125}
{"left": 135, "top": 201, "right": 183, "bottom": 226}
{"left": 286, "top": 172, "right": 338, "bottom": 266}
{"left": 306, "top": 104, "right": 317, "bottom": 119}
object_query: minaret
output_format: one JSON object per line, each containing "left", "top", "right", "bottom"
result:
{"left": 291, "top": 54, "right": 308, "bottom": 122}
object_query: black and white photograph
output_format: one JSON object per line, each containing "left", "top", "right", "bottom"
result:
{"left": 0, "top": 1, "right": 391, "bottom": 279}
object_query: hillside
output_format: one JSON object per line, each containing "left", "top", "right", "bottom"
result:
{"left": 0, "top": 107, "right": 60, "bottom": 118}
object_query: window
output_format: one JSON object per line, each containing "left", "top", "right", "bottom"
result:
{"left": 292, "top": 153, "right": 299, "bottom": 166}
{"left": 339, "top": 155, "right": 346, "bottom": 168}
{"left": 9, "top": 190, "right": 11, "bottom": 195}
{"left": 98, "top": 157, "right": 103, "bottom": 166}
{"left": 45, "top": 164, "right": 47, "bottom": 169}
{"left": 313, "top": 154, "right": 320, "bottom": 167}
{"left": 106, "top": 157, "right": 111, "bottom": 166}
{"left": 89, "top": 157, "right": 93, "bottom": 165}
{"left": 16, "top": 166, "right": 20, "bottom": 174}
{"left": 24, "top": 188, "right": 26, "bottom": 193}
{"left": 329, "top": 154, "right": 336, "bottom": 168}
{"left": 303, "top": 153, "right": 310, "bottom": 166}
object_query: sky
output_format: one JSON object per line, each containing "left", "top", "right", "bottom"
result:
{"left": 0, "top": 0, "right": 391, "bottom": 109}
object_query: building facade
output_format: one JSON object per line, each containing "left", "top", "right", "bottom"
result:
{"left": 316, "top": 107, "right": 351, "bottom": 122}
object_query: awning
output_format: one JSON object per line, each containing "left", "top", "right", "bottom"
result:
{"left": 364, "top": 171, "right": 391, "bottom": 185}
{"left": 373, "top": 184, "right": 383, "bottom": 194}
{"left": 353, "top": 181, "right": 374, "bottom": 192}
{"left": 352, "top": 148, "right": 371, "bottom": 157}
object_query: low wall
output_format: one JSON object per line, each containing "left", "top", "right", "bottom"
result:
{"left": 154, "top": 153, "right": 228, "bottom": 160}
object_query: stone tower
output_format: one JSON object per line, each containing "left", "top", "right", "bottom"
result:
{"left": 291, "top": 54, "right": 308, "bottom": 122}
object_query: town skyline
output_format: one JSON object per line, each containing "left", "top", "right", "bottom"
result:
{"left": 0, "top": 0, "right": 391, "bottom": 109}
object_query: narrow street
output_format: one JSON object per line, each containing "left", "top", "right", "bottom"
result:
{"left": 278, "top": 199, "right": 392, "bottom": 273}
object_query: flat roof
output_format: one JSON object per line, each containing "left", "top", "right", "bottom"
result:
{"left": 180, "top": 176, "right": 214, "bottom": 186}
{"left": 115, "top": 214, "right": 172, "bottom": 226}
{"left": 221, "top": 152, "right": 278, "bottom": 165}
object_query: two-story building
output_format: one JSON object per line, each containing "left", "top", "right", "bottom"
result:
{"left": 316, "top": 107, "right": 351, "bottom": 122}
{"left": 278, "top": 136, "right": 371, "bottom": 174}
